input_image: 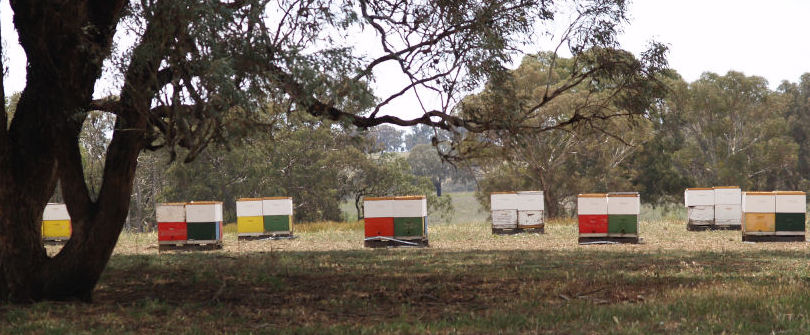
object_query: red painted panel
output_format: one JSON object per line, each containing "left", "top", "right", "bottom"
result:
{"left": 158, "top": 222, "right": 187, "bottom": 241}
{"left": 578, "top": 215, "right": 608, "bottom": 234}
{"left": 364, "top": 217, "right": 394, "bottom": 237}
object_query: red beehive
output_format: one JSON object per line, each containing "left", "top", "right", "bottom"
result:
{"left": 578, "top": 215, "right": 608, "bottom": 234}
{"left": 364, "top": 217, "right": 394, "bottom": 237}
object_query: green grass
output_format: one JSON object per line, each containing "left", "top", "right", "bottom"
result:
{"left": 13, "top": 197, "right": 810, "bottom": 334}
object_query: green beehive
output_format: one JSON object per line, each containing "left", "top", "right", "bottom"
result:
{"left": 263, "top": 215, "right": 291, "bottom": 232}
{"left": 394, "top": 217, "right": 424, "bottom": 237}
{"left": 187, "top": 222, "right": 218, "bottom": 240}
{"left": 608, "top": 215, "right": 638, "bottom": 235}
{"left": 775, "top": 213, "right": 805, "bottom": 232}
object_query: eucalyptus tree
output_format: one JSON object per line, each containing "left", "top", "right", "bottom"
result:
{"left": 1, "top": 0, "right": 665, "bottom": 302}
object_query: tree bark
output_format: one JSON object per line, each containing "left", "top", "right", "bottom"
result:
{"left": 0, "top": 0, "right": 158, "bottom": 303}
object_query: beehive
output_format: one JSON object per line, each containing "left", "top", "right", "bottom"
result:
{"left": 742, "top": 192, "right": 775, "bottom": 236}
{"left": 490, "top": 192, "right": 519, "bottom": 229}
{"left": 714, "top": 186, "right": 742, "bottom": 228}
{"left": 262, "top": 197, "right": 294, "bottom": 235}
{"left": 236, "top": 198, "right": 264, "bottom": 236}
{"left": 42, "top": 203, "right": 71, "bottom": 241}
{"left": 607, "top": 192, "right": 640, "bottom": 237}
{"left": 577, "top": 194, "right": 608, "bottom": 237}
{"left": 490, "top": 191, "right": 544, "bottom": 233}
{"left": 684, "top": 188, "right": 714, "bottom": 227}
{"left": 774, "top": 191, "right": 805, "bottom": 236}
{"left": 364, "top": 196, "right": 427, "bottom": 246}
{"left": 156, "top": 202, "right": 187, "bottom": 242}
{"left": 185, "top": 201, "right": 223, "bottom": 242}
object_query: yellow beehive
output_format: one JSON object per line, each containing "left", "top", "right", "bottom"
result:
{"left": 42, "top": 203, "right": 71, "bottom": 240}
{"left": 744, "top": 213, "right": 775, "bottom": 233}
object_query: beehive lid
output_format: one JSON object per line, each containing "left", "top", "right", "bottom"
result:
{"left": 774, "top": 191, "right": 806, "bottom": 195}
{"left": 686, "top": 187, "right": 713, "bottom": 190}
{"left": 713, "top": 186, "right": 740, "bottom": 189}
{"left": 578, "top": 193, "right": 607, "bottom": 198}
{"left": 608, "top": 192, "right": 639, "bottom": 197}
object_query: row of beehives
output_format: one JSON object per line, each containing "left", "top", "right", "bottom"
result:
{"left": 487, "top": 191, "right": 641, "bottom": 243}
{"left": 156, "top": 201, "right": 225, "bottom": 247}
{"left": 490, "top": 192, "right": 545, "bottom": 233}
{"left": 576, "top": 193, "right": 641, "bottom": 243}
{"left": 741, "top": 191, "right": 806, "bottom": 240}
{"left": 684, "top": 187, "right": 742, "bottom": 228}
{"left": 363, "top": 196, "right": 428, "bottom": 247}
{"left": 234, "top": 197, "right": 294, "bottom": 240}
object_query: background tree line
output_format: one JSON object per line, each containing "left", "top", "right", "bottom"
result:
{"left": 470, "top": 55, "right": 810, "bottom": 216}
{"left": 13, "top": 55, "right": 808, "bottom": 225}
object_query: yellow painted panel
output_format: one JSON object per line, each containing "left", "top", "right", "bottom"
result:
{"left": 237, "top": 216, "right": 264, "bottom": 233}
{"left": 744, "top": 213, "right": 775, "bottom": 233}
{"left": 42, "top": 220, "right": 71, "bottom": 238}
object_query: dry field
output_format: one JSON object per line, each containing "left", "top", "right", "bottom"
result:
{"left": 9, "top": 206, "right": 810, "bottom": 334}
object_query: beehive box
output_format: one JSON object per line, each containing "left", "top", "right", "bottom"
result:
{"left": 607, "top": 192, "right": 640, "bottom": 238}
{"left": 490, "top": 191, "right": 544, "bottom": 234}
{"left": 42, "top": 203, "right": 71, "bottom": 241}
{"left": 236, "top": 197, "right": 294, "bottom": 239}
{"left": 156, "top": 202, "right": 187, "bottom": 243}
{"left": 577, "top": 194, "right": 608, "bottom": 237}
{"left": 742, "top": 192, "right": 775, "bottom": 235}
{"left": 684, "top": 188, "right": 714, "bottom": 229}
{"left": 364, "top": 196, "right": 427, "bottom": 247}
{"left": 774, "top": 191, "right": 805, "bottom": 237}
{"left": 184, "top": 201, "right": 223, "bottom": 245}
{"left": 262, "top": 197, "right": 294, "bottom": 235}
{"left": 714, "top": 186, "right": 742, "bottom": 228}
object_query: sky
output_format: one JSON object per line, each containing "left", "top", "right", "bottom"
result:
{"left": 2, "top": 1, "right": 810, "bottom": 111}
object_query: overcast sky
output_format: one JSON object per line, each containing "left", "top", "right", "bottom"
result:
{"left": 3, "top": 1, "right": 810, "bottom": 107}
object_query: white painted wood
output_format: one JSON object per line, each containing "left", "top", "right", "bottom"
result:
{"left": 714, "top": 188, "right": 741, "bottom": 205}
{"left": 185, "top": 203, "right": 223, "bottom": 222}
{"left": 742, "top": 193, "right": 775, "bottom": 213}
{"left": 607, "top": 194, "right": 640, "bottom": 215}
{"left": 490, "top": 193, "right": 519, "bottom": 210}
{"left": 492, "top": 209, "right": 518, "bottom": 228}
{"left": 42, "top": 203, "right": 70, "bottom": 221}
{"left": 515, "top": 191, "right": 544, "bottom": 211}
{"left": 364, "top": 199, "right": 393, "bottom": 218}
{"left": 577, "top": 196, "right": 608, "bottom": 215}
{"left": 517, "top": 210, "right": 544, "bottom": 227}
{"left": 214, "top": 203, "right": 224, "bottom": 222}
{"left": 775, "top": 194, "right": 806, "bottom": 213}
{"left": 236, "top": 200, "right": 263, "bottom": 217}
{"left": 392, "top": 199, "right": 428, "bottom": 217}
{"left": 714, "top": 204, "right": 742, "bottom": 225}
{"left": 687, "top": 205, "right": 714, "bottom": 222}
{"left": 262, "top": 198, "right": 294, "bottom": 215}
{"left": 684, "top": 189, "right": 714, "bottom": 206}
{"left": 156, "top": 203, "right": 185, "bottom": 222}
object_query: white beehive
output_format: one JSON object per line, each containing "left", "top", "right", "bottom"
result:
{"left": 775, "top": 192, "right": 806, "bottom": 213}
{"left": 43, "top": 203, "right": 70, "bottom": 221}
{"left": 577, "top": 194, "right": 608, "bottom": 215}
{"left": 714, "top": 187, "right": 741, "bottom": 205}
{"left": 684, "top": 188, "right": 714, "bottom": 207}
{"left": 607, "top": 193, "right": 640, "bottom": 215}
{"left": 364, "top": 198, "right": 394, "bottom": 218}
{"left": 185, "top": 202, "right": 224, "bottom": 222}
{"left": 742, "top": 192, "right": 775, "bottom": 213}
{"left": 236, "top": 198, "right": 263, "bottom": 217}
{"left": 156, "top": 203, "right": 186, "bottom": 222}
{"left": 262, "top": 197, "right": 294, "bottom": 216}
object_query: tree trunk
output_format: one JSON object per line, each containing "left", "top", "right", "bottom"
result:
{"left": 433, "top": 178, "right": 443, "bottom": 197}
{"left": 0, "top": 0, "right": 167, "bottom": 303}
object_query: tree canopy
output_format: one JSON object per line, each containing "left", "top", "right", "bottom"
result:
{"left": 0, "top": 0, "right": 666, "bottom": 303}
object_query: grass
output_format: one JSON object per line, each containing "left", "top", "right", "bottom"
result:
{"left": 11, "top": 194, "right": 810, "bottom": 334}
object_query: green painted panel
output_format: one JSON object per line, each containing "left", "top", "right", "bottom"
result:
{"left": 775, "top": 213, "right": 805, "bottom": 232}
{"left": 187, "top": 222, "right": 217, "bottom": 240}
{"left": 608, "top": 215, "right": 638, "bottom": 234}
{"left": 264, "top": 215, "right": 290, "bottom": 232}
{"left": 394, "top": 217, "right": 424, "bottom": 237}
